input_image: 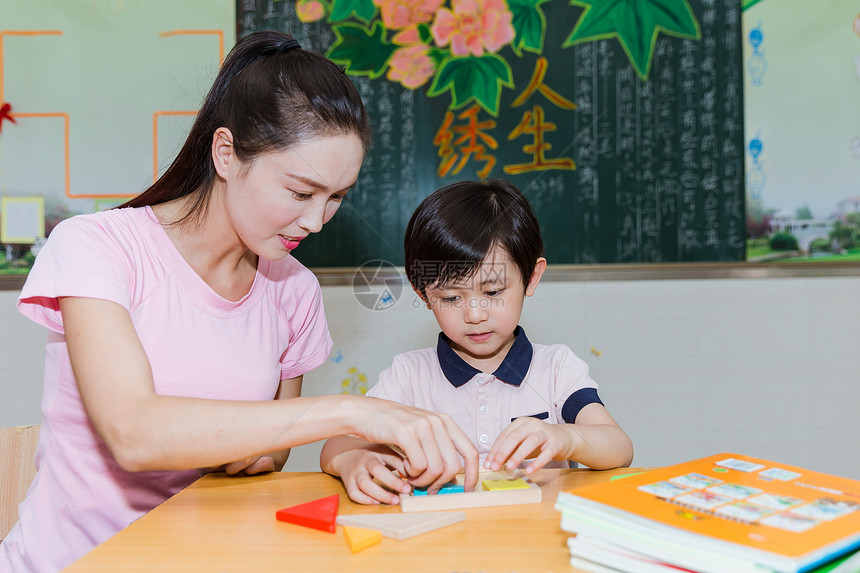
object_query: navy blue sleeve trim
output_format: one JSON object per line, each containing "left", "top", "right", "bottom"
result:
{"left": 561, "top": 388, "right": 603, "bottom": 423}
{"left": 511, "top": 411, "right": 549, "bottom": 423}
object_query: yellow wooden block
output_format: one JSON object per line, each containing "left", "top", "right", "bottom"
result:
{"left": 481, "top": 477, "right": 530, "bottom": 491}
{"left": 342, "top": 525, "right": 382, "bottom": 553}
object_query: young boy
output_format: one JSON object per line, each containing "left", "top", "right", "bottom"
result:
{"left": 320, "top": 180, "right": 633, "bottom": 505}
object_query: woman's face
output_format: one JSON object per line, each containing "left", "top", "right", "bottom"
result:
{"left": 221, "top": 132, "right": 364, "bottom": 260}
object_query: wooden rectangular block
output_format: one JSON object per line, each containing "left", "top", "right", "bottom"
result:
{"left": 482, "top": 477, "right": 530, "bottom": 491}
{"left": 413, "top": 483, "right": 464, "bottom": 496}
{"left": 399, "top": 471, "right": 541, "bottom": 512}
{"left": 336, "top": 511, "right": 465, "bottom": 540}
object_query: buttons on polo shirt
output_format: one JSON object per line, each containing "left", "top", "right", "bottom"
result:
{"left": 479, "top": 404, "right": 488, "bottom": 415}
{"left": 475, "top": 373, "right": 495, "bottom": 385}
{"left": 479, "top": 433, "right": 489, "bottom": 444}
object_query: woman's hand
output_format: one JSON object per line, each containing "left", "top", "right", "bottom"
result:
{"left": 348, "top": 397, "right": 479, "bottom": 493}
{"left": 199, "top": 455, "right": 277, "bottom": 476}
{"left": 223, "top": 455, "right": 276, "bottom": 475}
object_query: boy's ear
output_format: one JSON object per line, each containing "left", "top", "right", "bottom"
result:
{"left": 411, "top": 284, "right": 431, "bottom": 309}
{"left": 525, "top": 257, "right": 547, "bottom": 297}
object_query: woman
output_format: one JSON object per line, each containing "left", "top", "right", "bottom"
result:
{"left": 1, "top": 31, "right": 477, "bottom": 572}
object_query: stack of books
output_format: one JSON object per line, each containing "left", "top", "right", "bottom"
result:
{"left": 555, "top": 453, "right": 860, "bottom": 573}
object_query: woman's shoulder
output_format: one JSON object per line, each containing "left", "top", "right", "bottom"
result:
{"left": 261, "top": 255, "right": 322, "bottom": 289}
{"left": 49, "top": 207, "right": 153, "bottom": 242}
{"left": 257, "top": 256, "right": 327, "bottom": 322}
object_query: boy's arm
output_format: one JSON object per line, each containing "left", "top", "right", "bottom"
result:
{"left": 484, "top": 403, "right": 633, "bottom": 473}
{"left": 320, "top": 435, "right": 410, "bottom": 505}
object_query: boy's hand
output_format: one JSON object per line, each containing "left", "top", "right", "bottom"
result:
{"left": 332, "top": 447, "right": 410, "bottom": 505}
{"left": 484, "top": 417, "right": 575, "bottom": 474}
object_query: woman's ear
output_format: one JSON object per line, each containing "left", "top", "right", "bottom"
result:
{"left": 525, "top": 257, "right": 547, "bottom": 297}
{"left": 211, "top": 127, "right": 235, "bottom": 179}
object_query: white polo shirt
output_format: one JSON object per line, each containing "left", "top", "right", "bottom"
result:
{"left": 367, "top": 327, "right": 602, "bottom": 468}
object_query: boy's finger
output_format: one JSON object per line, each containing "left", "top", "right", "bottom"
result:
{"left": 345, "top": 481, "right": 383, "bottom": 505}
{"left": 371, "top": 463, "right": 411, "bottom": 495}
{"left": 484, "top": 430, "right": 508, "bottom": 464}
{"left": 485, "top": 434, "right": 518, "bottom": 471}
{"left": 378, "top": 452, "right": 408, "bottom": 477}
{"left": 505, "top": 436, "right": 542, "bottom": 471}
{"left": 525, "top": 449, "right": 555, "bottom": 474}
{"left": 362, "top": 480, "right": 402, "bottom": 505}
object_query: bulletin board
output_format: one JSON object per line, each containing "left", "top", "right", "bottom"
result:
{"left": 0, "top": 0, "right": 235, "bottom": 275}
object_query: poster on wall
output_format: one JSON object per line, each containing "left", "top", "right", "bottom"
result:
{"left": 743, "top": 0, "right": 860, "bottom": 262}
{"left": 0, "top": 0, "right": 234, "bottom": 275}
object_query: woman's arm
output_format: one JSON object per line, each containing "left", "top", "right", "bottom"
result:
{"left": 210, "top": 377, "right": 301, "bottom": 476}
{"left": 270, "top": 376, "right": 302, "bottom": 469}
{"left": 61, "top": 296, "right": 478, "bottom": 489}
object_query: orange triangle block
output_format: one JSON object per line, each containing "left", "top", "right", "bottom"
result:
{"left": 275, "top": 494, "right": 339, "bottom": 533}
{"left": 343, "top": 525, "right": 382, "bottom": 553}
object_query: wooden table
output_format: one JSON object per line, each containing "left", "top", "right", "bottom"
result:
{"left": 66, "top": 467, "right": 644, "bottom": 572}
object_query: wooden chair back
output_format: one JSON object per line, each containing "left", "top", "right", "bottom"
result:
{"left": 0, "top": 424, "right": 40, "bottom": 541}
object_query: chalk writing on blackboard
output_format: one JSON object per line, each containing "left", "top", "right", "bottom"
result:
{"left": 237, "top": 0, "right": 745, "bottom": 267}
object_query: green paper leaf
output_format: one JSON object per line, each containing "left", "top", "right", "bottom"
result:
{"left": 326, "top": 21, "right": 397, "bottom": 78}
{"left": 427, "top": 47, "right": 448, "bottom": 67}
{"left": 564, "top": 0, "right": 700, "bottom": 80}
{"left": 427, "top": 54, "right": 514, "bottom": 116}
{"left": 742, "top": 0, "right": 765, "bottom": 10}
{"left": 508, "top": 0, "right": 550, "bottom": 55}
{"left": 417, "top": 23, "right": 433, "bottom": 44}
{"left": 328, "top": 0, "right": 377, "bottom": 23}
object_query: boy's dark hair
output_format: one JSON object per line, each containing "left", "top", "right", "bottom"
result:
{"left": 120, "top": 31, "right": 371, "bottom": 225}
{"left": 405, "top": 179, "right": 544, "bottom": 298}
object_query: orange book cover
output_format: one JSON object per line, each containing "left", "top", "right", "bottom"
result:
{"left": 559, "top": 453, "right": 860, "bottom": 571}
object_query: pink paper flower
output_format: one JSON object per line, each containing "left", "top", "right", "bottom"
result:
{"left": 387, "top": 44, "right": 437, "bottom": 89}
{"left": 431, "top": 0, "right": 514, "bottom": 57}
{"left": 295, "top": 0, "right": 325, "bottom": 22}
{"left": 374, "top": 0, "right": 445, "bottom": 29}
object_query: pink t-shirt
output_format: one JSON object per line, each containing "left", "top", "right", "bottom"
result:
{"left": 0, "top": 207, "right": 332, "bottom": 572}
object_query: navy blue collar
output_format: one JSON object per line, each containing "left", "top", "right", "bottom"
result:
{"left": 437, "top": 326, "right": 533, "bottom": 388}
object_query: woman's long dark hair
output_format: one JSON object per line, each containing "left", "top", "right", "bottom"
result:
{"left": 120, "top": 31, "right": 371, "bottom": 225}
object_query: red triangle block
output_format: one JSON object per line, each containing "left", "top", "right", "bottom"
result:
{"left": 275, "top": 494, "right": 339, "bottom": 533}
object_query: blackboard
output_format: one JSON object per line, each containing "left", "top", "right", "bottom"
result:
{"left": 237, "top": 0, "right": 745, "bottom": 267}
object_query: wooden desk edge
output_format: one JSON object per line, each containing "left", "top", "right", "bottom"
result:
{"left": 65, "top": 467, "right": 651, "bottom": 572}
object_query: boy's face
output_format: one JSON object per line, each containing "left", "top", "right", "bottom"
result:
{"left": 422, "top": 245, "right": 544, "bottom": 371}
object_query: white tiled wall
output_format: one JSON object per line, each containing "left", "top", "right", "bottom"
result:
{"left": 3, "top": 276, "right": 859, "bottom": 479}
